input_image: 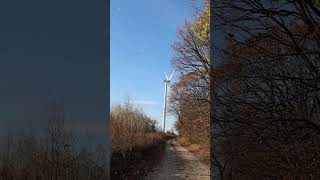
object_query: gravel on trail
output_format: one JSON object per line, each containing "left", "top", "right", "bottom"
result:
{"left": 145, "top": 138, "right": 210, "bottom": 180}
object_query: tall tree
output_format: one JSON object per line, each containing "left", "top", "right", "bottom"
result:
{"left": 211, "top": 0, "right": 320, "bottom": 179}
{"left": 170, "top": 0, "right": 210, "bottom": 146}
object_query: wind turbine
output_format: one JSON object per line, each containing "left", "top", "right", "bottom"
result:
{"left": 162, "top": 69, "right": 174, "bottom": 132}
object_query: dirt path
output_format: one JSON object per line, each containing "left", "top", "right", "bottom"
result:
{"left": 145, "top": 138, "right": 210, "bottom": 180}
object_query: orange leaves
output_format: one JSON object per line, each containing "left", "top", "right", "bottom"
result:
{"left": 172, "top": 70, "right": 207, "bottom": 91}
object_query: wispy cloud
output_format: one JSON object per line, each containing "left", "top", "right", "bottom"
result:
{"left": 133, "top": 100, "right": 158, "bottom": 105}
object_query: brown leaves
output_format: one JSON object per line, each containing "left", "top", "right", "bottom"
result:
{"left": 110, "top": 100, "right": 159, "bottom": 156}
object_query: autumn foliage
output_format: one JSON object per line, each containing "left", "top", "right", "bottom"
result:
{"left": 110, "top": 99, "right": 160, "bottom": 158}
{"left": 211, "top": 0, "right": 320, "bottom": 179}
{"left": 169, "top": 0, "right": 210, "bottom": 162}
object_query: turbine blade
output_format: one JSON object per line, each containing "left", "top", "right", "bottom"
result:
{"left": 164, "top": 72, "right": 168, "bottom": 80}
{"left": 168, "top": 69, "right": 175, "bottom": 80}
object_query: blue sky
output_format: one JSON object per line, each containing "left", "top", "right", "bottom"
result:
{"left": 110, "top": 1, "right": 195, "bottom": 131}
{"left": 0, "top": 0, "right": 108, "bottom": 149}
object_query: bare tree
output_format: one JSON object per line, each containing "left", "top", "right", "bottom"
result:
{"left": 211, "top": 0, "right": 320, "bottom": 179}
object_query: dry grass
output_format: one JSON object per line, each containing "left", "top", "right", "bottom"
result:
{"left": 110, "top": 101, "right": 159, "bottom": 157}
{"left": 110, "top": 133, "right": 173, "bottom": 179}
{"left": 177, "top": 136, "right": 210, "bottom": 166}
{"left": 110, "top": 100, "right": 172, "bottom": 178}
{"left": 177, "top": 136, "right": 191, "bottom": 146}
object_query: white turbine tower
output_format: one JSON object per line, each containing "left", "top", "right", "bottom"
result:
{"left": 162, "top": 69, "right": 174, "bottom": 132}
